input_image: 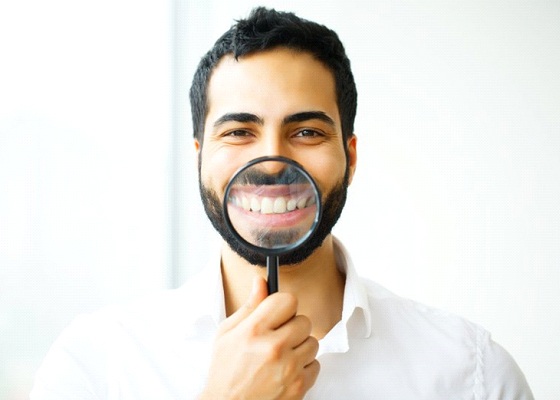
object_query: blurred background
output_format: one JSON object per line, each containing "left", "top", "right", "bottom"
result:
{"left": 1, "top": 0, "right": 559, "bottom": 398}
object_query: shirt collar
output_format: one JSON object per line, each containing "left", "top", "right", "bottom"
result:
{"left": 333, "top": 236, "right": 372, "bottom": 337}
{"left": 318, "top": 237, "right": 372, "bottom": 355}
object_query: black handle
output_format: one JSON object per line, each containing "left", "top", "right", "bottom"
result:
{"left": 266, "top": 255, "right": 279, "bottom": 295}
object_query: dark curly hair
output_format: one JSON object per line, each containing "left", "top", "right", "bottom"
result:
{"left": 189, "top": 7, "right": 357, "bottom": 146}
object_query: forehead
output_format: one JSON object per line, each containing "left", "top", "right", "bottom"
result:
{"left": 205, "top": 48, "right": 340, "bottom": 129}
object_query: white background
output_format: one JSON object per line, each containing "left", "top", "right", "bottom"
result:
{"left": 1, "top": 1, "right": 559, "bottom": 398}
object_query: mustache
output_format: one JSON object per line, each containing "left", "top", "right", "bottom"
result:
{"left": 235, "top": 168, "right": 310, "bottom": 186}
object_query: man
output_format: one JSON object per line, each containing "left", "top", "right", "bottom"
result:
{"left": 32, "top": 7, "right": 533, "bottom": 399}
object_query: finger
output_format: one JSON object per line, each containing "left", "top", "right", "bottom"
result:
{"left": 302, "top": 359, "right": 320, "bottom": 390}
{"left": 219, "top": 276, "right": 268, "bottom": 333}
{"left": 245, "top": 292, "right": 299, "bottom": 331}
{"left": 272, "top": 314, "right": 313, "bottom": 349}
{"left": 293, "top": 336, "right": 319, "bottom": 369}
{"left": 275, "top": 336, "right": 319, "bottom": 398}
{"left": 282, "top": 359, "right": 320, "bottom": 399}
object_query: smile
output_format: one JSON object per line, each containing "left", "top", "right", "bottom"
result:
{"left": 228, "top": 193, "right": 316, "bottom": 214}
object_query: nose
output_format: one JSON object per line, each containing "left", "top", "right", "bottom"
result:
{"left": 259, "top": 133, "right": 293, "bottom": 176}
{"left": 261, "top": 131, "right": 292, "bottom": 160}
{"left": 260, "top": 159, "right": 287, "bottom": 176}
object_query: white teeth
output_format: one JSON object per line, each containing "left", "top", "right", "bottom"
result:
{"left": 235, "top": 195, "right": 314, "bottom": 214}
{"left": 241, "top": 197, "right": 250, "bottom": 211}
{"left": 261, "top": 197, "right": 274, "bottom": 214}
{"left": 287, "top": 198, "right": 297, "bottom": 211}
{"left": 250, "top": 197, "right": 261, "bottom": 212}
{"left": 273, "top": 197, "right": 287, "bottom": 213}
{"left": 296, "top": 197, "right": 307, "bottom": 209}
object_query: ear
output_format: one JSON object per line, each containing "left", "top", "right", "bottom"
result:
{"left": 194, "top": 139, "right": 201, "bottom": 166}
{"left": 346, "top": 135, "right": 357, "bottom": 185}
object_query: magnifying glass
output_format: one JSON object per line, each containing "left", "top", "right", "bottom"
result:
{"left": 223, "top": 156, "right": 322, "bottom": 294}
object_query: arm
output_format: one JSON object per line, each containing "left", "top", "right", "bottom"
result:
{"left": 479, "top": 331, "right": 534, "bottom": 400}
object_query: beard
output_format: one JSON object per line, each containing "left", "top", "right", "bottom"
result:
{"left": 199, "top": 164, "right": 349, "bottom": 267}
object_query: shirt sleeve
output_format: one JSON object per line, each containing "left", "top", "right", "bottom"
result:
{"left": 480, "top": 331, "right": 534, "bottom": 400}
{"left": 30, "top": 314, "right": 108, "bottom": 400}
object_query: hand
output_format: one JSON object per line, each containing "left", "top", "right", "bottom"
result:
{"left": 199, "top": 276, "right": 320, "bottom": 399}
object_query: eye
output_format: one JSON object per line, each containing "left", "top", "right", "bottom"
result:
{"left": 219, "top": 129, "right": 255, "bottom": 145}
{"left": 224, "top": 129, "right": 252, "bottom": 137}
{"left": 292, "top": 129, "right": 326, "bottom": 145}
{"left": 294, "top": 129, "right": 323, "bottom": 138}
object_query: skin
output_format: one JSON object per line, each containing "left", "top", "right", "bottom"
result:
{"left": 196, "top": 48, "right": 357, "bottom": 399}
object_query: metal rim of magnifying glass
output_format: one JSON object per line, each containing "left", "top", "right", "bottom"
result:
{"left": 222, "top": 156, "right": 322, "bottom": 257}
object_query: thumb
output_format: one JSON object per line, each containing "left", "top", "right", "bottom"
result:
{"left": 219, "top": 275, "right": 268, "bottom": 333}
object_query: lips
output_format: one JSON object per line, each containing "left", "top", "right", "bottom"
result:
{"left": 228, "top": 189, "right": 316, "bottom": 215}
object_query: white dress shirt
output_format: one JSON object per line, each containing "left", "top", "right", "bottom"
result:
{"left": 31, "top": 238, "right": 533, "bottom": 399}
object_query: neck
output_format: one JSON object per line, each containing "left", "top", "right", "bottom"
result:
{"left": 221, "top": 235, "right": 345, "bottom": 339}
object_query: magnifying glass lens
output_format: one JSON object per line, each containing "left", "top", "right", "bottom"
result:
{"left": 224, "top": 158, "right": 321, "bottom": 253}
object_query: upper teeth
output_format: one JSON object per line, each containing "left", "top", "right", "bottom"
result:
{"left": 231, "top": 195, "right": 315, "bottom": 214}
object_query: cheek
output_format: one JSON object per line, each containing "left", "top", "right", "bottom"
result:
{"left": 200, "top": 148, "right": 244, "bottom": 193}
{"left": 307, "top": 150, "right": 347, "bottom": 192}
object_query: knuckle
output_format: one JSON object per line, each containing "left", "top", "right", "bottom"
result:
{"left": 263, "top": 340, "right": 283, "bottom": 361}
{"left": 294, "top": 376, "right": 306, "bottom": 394}
{"left": 309, "top": 336, "right": 319, "bottom": 352}
{"left": 295, "top": 315, "right": 312, "bottom": 333}
{"left": 282, "top": 358, "right": 298, "bottom": 380}
{"left": 286, "top": 375, "right": 307, "bottom": 398}
{"left": 245, "top": 321, "right": 261, "bottom": 338}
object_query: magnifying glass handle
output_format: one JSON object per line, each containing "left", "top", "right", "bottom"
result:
{"left": 266, "top": 255, "right": 279, "bottom": 295}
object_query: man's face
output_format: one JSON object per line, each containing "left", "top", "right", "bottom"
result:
{"left": 196, "top": 48, "right": 357, "bottom": 266}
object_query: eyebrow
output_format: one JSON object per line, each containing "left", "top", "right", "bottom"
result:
{"left": 213, "top": 111, "right": 336, "bottom": 128}
{"left": 213, "top": 112, "right": 264, "bottom": 127}
{"left": 283, "top": 111, "right": 336, "bottom": 127}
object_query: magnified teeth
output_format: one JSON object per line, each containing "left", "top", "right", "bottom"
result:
{"left": 235, "top": 195, "right": 314, "bottom": 214}
{"left": 250, "top": 197, "right": 261, "bottom": 212}
{"left": 273, "top": 197, "right": 287, "bottom": 213}
{"left": 261, "top": 197, "right": 274, "bottom": 214}
{"left": 241, "top": 197, "right": 250, "bottom": 211}
{"left": 287, "top": 198, "right": 297, "bottom": 211}
{"left": 296, "top": 197, "right": 308, "bottom": 209}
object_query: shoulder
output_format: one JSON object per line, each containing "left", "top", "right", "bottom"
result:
{"left": 38, "top": 287, "right": 189, "bottom": 362}
{"left": 31, "top": 281, "right": 210, "bottom": 399}
{"left": 362, "top": 277, "right": 481, "bottom": 338}
{"left": 360, "top": 277, "right": 534, "bottom": 399}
